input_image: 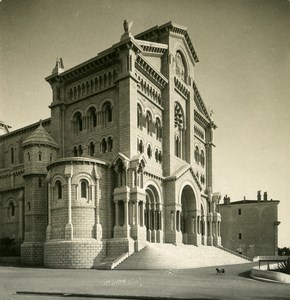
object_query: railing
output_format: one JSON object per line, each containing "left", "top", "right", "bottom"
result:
{"left": 257, "top": 256, "right": 290, "bottom": 269}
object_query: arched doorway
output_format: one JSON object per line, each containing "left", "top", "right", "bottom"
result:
{"left": 180, "top": 185, "right": 198, "bottom": 245}
{"left": 145, "top": 185, "right": 162, "bottom": 243}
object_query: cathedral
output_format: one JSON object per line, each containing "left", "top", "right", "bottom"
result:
{"left": 0, "top": 21, "right": 222, "bottom": 268}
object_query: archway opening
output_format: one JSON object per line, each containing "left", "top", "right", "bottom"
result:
{"left": 145, "top": 185, "right": 162, "bottom": 243}
{"left": 181, "top": 185, "right": 197, "bottom": 245}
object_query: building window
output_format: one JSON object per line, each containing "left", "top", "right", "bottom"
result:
{"left": 8, "top": 202, "right": 15, "bottom": 218}
{"left": 194, "top": 146, "right": 199, "bottom": 164}
{"left": 78, "top": 145, "right": 83, "bottom": 156}
{"left": 50, "top": 154, "right": 53, "bottom": 162}
{"left": 80, "top": 179, "right": 88, "bottom": 199}
{"left": 89, "top": 141, "right": 95, "bottom": 156}
{"left": 103, "top": 102, "right": 112, "bottom": 122}
{"left": 56, "top": 180, "right": 62, "bottom": 199}
{"left": 27, "top": 152, "right": 30, "bottom": 162}
{"left": 138, "top": 139, "right": 144, "bottom": 153}
{"left": 175, "top": 51, "right": 186, "bottom": 81}
{"left": 147, "top": 144, "right": 152, "bottom": 159}
{"left": 101, "top": 138, "right": 107, "bottom": 153}
{"left": 145, "top": 112, "right": 152, "bottom": 135}
{"left": 107, "top": 137, "right": 113, "bottom": 152}
{"left": 174, "top": 102, "right": 184, "bottom": 129}
{"left": 38, "top": 152, "right": 42, "bottom": 161}
{"left": 175, "top": 136, "right": 180, "bottom": 158}
{"left": 88, "top": 107, "right": 97, "bottom": 128}
{"left": 137, "top": 105, "right": 142, "bottom": 128}
{"left": 238, "top": 208, "right": 242, "bottom": 215}
{"left": 73, "top": 146, "right": 78, "bottom": 157}
{"left": 10, "top": 147, "right": 15, "bottom": 164}
{"left": 200, "top": 150, "right": 205, "bottom": 167}
{"left": 73, "top": 112, "right": 83, "bottom": 133}
{"left": 239, "top": 233, "right": 242, "bottom": 239}
{"left": 155, "top": 118, "right": 162, "bottom": 140}
{"left": 159, "top": 151, "right": 162, "bottom": 163}
{"left": 155, "top": 149, "right": 159, "bottom": 162}
{"left": 38, "top": 178, "right": 42, "bottom": 188}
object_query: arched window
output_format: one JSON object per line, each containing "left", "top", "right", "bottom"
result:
{"left": 74, "top": 112, "right": 83, "bottom": 132}
{"left": 73, "top": 146, "right": 78, "bottom": 157}
{"left": 175, "top": 136, "right": 180, "bottom": 158}
{"left": 50, "top": 154, "right": 53, "bottom": 162}
{"left": 27, "top": 152, "right": 30, "bottom": 162}
{"left": 101, "top": 138, "right": 107, "bottom": 153}
{"left": 103, "top": 102, "right": 112, "bottom": 122}
{"left": 146, "top": 112, "right": 152, "bottom": 135}
{"left": 78, "top": 145, "right": 83, "bottom": 156}
{"left": 80, "top": 179, "right": 88, "bottom": 199}
{"left": 137, "top": 105, "right": 142, "bottom": 128}
{"left": 89, "top": 141, "right": 95, "bottom": 156}
{"left": 88, "top": 107, "right": 97, "bottom": 128}
{"left": 8, "top": 202, "right": 15, "bottom": 218}
{"left": 200, "top": 150, "right": 205, "bottom": 167}
{"left": 174, "top": 103, "right": 184, "bottom": 129}
{"left": 56, "top": 180, "right": 62, "bottom": 199}
{"left": 138, "top": 140, "right": 144, "bottom": 153}
{"left": 107, "top": 137, "right": 113, "bottom": 152}
{"left": 175, "top": 51, "right": 186, "bottom": 81}
{"left": 10, "top": 147, "right": 14, "bottom": 164}
{"left": 147, "top": 144, "right": 152, "bottom": 159}
{"left": 194, "top": 146, "right": 199, "bottom": 164}
{"left": 155, "top": 149, "right": 159, "bottom": 162}
{"left": 159, "top": 151, "right": 162, "bottom": 163}
{"left": 38, "top": 178, "right": 42, "bottom": 188}
{"left": 155, "top": 118, "right": 162, "bottom": 140}
{"left": 38, "top": 151, "right": 42, "bottom": 161}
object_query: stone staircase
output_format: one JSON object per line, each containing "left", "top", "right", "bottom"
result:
{"left": 115, "top": 243, "right": 251, "bottom": 270}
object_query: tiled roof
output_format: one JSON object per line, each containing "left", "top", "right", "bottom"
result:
{"left": 23, "top": 121, "right": 58, "bottom": 148}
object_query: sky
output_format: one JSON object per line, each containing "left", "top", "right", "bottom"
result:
{"left": 0, "top": 0, "right": 289, "bottom": 247}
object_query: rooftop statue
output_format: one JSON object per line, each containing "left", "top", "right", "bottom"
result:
{"left": 123, "top": 20, "right": 133, "bottom": 33}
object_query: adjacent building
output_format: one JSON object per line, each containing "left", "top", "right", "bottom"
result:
{"left": 0, "top": 21, "right": 222, "bottom": 268}
{"left": 219, "top": 191, "right": 280, "bottom": 259}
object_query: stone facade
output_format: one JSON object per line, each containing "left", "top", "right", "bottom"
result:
{"left": 219, "top": 192, "right": 280, "bottom": 259}
{"left": 0, "top": 21, "right": 221, "bottom": 268}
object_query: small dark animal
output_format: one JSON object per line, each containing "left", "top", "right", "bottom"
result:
{"left": 216, "top": 268, "right": 225, "bottom": 274}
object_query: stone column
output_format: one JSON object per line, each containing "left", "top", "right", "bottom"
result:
{"left": 65, "top": 175, "right": 73, "bottom": 240}
{"left": 18, "top": 193, "right": 24, "bottom": 242}
{"left": 115, "top": 201, "right": 119, "bottom": 226}
{"left": 46, "top": 183, "right": 52, "bottom": 241}
{"left": 94, "top": 176, "right": 102, "bottom": 240}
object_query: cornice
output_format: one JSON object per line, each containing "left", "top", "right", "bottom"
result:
{"left": 135, "top": 21, "right": 199, "bottom": 64}
{"left": 192, "top": 81, "right": 212, "bottom": 121}
{"left": 0, "top": 165, "right": 24, "bottom": 179}
{"left": 136, "top": 54, "right": 168, "bottom": 89}
{"left": 46, "top": 38, "right": 144, "bottom": 85}
{"left": 47, "top": 157, "right": 108, "bottom": 171}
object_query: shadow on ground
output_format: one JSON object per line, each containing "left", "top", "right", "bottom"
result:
{"left": 238, "top": 270, "right": 251, "bottom": 278}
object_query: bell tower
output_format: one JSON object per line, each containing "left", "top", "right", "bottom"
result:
{"left": 21, "top": 121, "right": 58, "bottom": 265}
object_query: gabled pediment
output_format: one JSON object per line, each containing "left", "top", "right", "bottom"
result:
{"left": 135, "top": 21, "right": 199, "bottom": 64}
{"left": 130, "top": 154, "right": 147, "bottom": 170}
{"left": 165, "top": 164, "right": 202, "bottom": 191}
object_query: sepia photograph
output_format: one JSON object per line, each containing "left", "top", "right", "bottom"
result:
{"left": 0, "top": 0, "right": 290, "bottom": 299}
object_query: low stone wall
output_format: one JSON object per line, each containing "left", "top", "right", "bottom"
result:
{"left": 0, "top": 256, "right": 21, "bottom": 265}
{"left": 251, "top": 264, "right": 290, "bottom": 284}
{"left": 44, "top": 239, "right": 106, "bottom": 269}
